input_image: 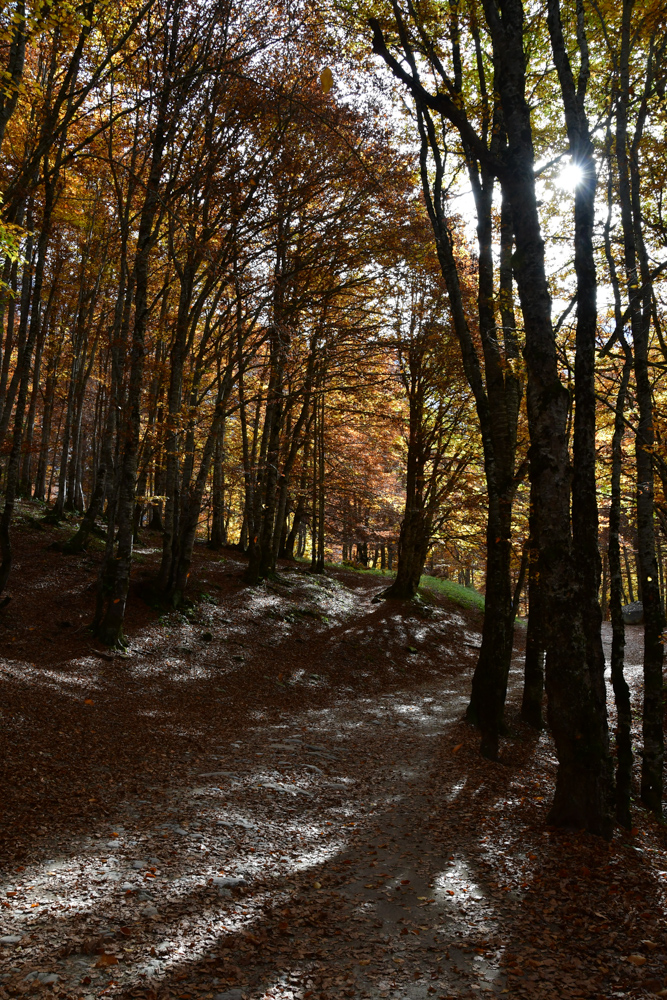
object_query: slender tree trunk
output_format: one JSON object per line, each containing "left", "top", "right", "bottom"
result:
{"left": 615, "top": 0, "right": 664, "bottom": 814}
{"left": 623, "top": 546, "right": 635, "bottom": 603}
{"left": 0, "top": 179, "right": 54, "bottom": 596}
{"left": 521, "top": 486, "right": 544, "bottom": 728}
{"left": 34, "top": 356, "right": 58, "bottom": 501}
{"left": 19, "top": 316, "right": 46, "bottom": 496}
{"left": 610, "top": 343, "right": 633, "bottom": 828}
{"left": 209, "top": 421, "right": 226, "bottom": 549}
{"left": 168, "top": 404, "right": 226, "bottom": 605}
{"left": 96, "top": 71, "right": 172, "bottom": 644}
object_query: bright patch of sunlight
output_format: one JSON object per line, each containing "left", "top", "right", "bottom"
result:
{"left": 558, "top": 160, "right": 584, "bottom": 191}
{"left": 1, "top": 661, "right": 94, "bottom": 693}
{"left": 0, "top": 817, "right": 347, "bottom": 988}
{"left": 129, "top": 659, "right": 216, "bottom": 681}
{"left": 433, "top": 857, "right": 485, "bottom": 903}
{"left": 445, "top": 779, "right": 467, "bottom": 804}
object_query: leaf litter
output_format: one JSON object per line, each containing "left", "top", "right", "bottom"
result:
{"left": 0, "top": 530, "right": 666, "bottom": 1000}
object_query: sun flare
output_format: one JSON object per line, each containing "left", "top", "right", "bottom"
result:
{"left": 558, "top": 161, "right": 585, "bottom": 191}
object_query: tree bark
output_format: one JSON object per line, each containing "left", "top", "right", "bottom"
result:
{"left": 615, "top": 0, "right": 664, "bottom": 814}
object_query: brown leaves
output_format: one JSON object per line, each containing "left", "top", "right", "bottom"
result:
{"left": 95, "top": 953, "right": 119, "bottom": 967}
{"left": 626, "top": 954, "right": 647, "bottom": 966}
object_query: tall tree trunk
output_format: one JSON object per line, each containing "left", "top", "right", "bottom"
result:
{"left": 615, "top": 0, "right": 664, "bottom": 814}
{"left": 481, "top": 0, "right": 611, "bottom": 833}
{"left": 546, "top": 0, "right": 611, "bottom": 829}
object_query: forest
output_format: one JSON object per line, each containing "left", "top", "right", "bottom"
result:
{"left": 0, "top": 0, "right": 666, "bottom": 998}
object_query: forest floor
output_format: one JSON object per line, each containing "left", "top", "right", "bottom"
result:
{"left": 1, "top": 505, "right": 667, "bottom": 1000}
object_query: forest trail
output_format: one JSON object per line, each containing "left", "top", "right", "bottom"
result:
{"left": 1, "top": 531, "right": 666, "bottom": 1000}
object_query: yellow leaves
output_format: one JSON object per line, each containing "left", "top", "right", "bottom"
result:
{"left": 320, "top": 67, "right": 333, "bottom": 94}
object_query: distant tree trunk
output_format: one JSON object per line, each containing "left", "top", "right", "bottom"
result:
{"left": 383, "top": 359, "right": 434, "bottom": 600}
{"left": 384, "top": 508, "right": 430, "bottom": 599}
{"left": 283, "top": 459, "right": 308, "bottom": 561}
{"left": 521, "top": 487, "right": 544, "bottom": 728}
{"left": 314, "top": 386, "right": 326, "bottom": 573}
{"left": 150, "top": 409, "right": 165, "bottom": 531}
{"left": 0, "top": 254, "right": 20, "bottom": 424}
{"left": 609, "top": 337, "right": 633, "bottom": 828}
{"left": 167, "top": 404, "right": 225, "bottom": 606}
{"left": 209, "top": 422, "right": 226, "bottom": 549}
{"left": 19, "top": 315, "right": 47, "bottom": 496}
{"left": 623, "top": 545, "right": 635, "bottom": 603}
{"left": 33, "top": 355, "right": 57, "bottom": 501}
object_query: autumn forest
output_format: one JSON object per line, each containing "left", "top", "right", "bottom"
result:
{"left": 0, "top": 0, "right": 667, "bottom": 997}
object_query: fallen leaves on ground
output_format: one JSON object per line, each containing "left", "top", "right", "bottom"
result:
{"left": 0, "top": 523, "right": 665, "bottom": 1000}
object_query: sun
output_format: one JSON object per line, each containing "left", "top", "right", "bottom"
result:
{"left": 558, "top": 160, "right": 585, "bottom": 191}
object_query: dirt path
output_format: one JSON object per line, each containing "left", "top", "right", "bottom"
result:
{"left": 1, "top": 535, "right": 667, "bottom": 1000}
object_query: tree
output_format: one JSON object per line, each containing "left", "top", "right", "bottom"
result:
{"left": 381, "top": 248, "right": 474, "bottom": 599}
{"left": 368, "top": 0, "right": 612, "bottom": 833}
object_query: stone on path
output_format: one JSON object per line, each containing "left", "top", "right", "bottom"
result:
{"left": 24, "top": 973, "right": 59, "bottom": 985}
{"left": 622, "top": 601, "right": 643, "bottom": 625}
{"left": 212, "top": 875, "right": 247, "bottom": 887}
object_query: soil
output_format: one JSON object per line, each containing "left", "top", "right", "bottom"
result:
{"left": 0, "top": 505, "right": 666, "bottom": 1000}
